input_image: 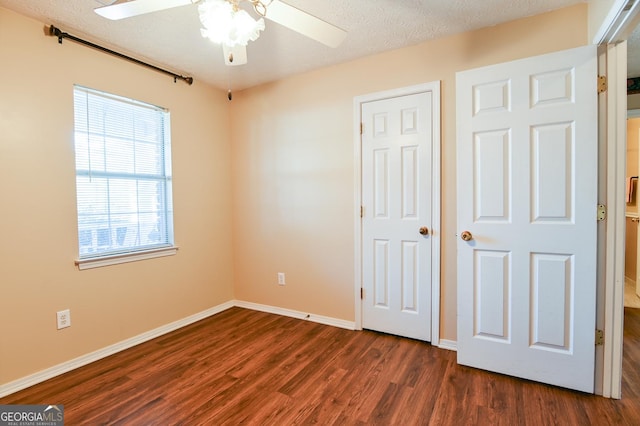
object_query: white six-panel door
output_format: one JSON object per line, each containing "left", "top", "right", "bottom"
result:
{"left": 456, "top": 45, "right": 598, "bottom": 392}
{"left": 361, "top": 92, "right": 433, "bottom": 341}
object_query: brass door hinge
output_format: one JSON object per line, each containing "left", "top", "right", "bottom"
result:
{"left": 597, "top": 204, "right": 607, "bottom": 221}
{"left": 595, "top": 329, "right": 604, "bottom": 346}
{"left": 360, "top": 206, "right": 364, "bottom": 218}
{"left": 598, "top": 75, "right": 607, "bottom": 94}
{"left": 360, "top": 123, "right": 364, "bottom": 135}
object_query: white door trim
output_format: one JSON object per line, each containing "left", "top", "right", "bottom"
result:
{"left": 353, "top": 82, "right": 441, "bottom": 345}
{"left": 592, "top": 0, "right": 640, "bottom": 45}
{"left": 591, "top": 0, "right": 640, "bottom": 399}
{"left": 600, "top": 41, "right": 627, "bottom": 399}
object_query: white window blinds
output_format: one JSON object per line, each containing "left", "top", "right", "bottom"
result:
{"left": 73, "top": 85, "right": 174, "bottom": 259}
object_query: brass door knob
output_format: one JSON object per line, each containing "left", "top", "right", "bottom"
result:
{"left": 461, "top": 231, "right": 473, "bottom": 241}
{"left": 419, "top": 226, "right": 429, "bottom": 236}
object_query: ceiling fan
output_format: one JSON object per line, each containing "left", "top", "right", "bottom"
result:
{"left": 94, "top": 0, "right": 347, "bottom": 66}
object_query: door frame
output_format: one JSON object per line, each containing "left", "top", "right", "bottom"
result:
{"left": 594, "top": 0, "right": 640, "bottom": 399}
{"left": 353, "top": 82, "right": 442, "bottom": 345}
{"left": 599, "top": 40, "right": 627, "bottom": 400}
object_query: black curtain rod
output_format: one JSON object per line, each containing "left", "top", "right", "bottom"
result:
{"left": 48, "top": 25, "right": 193, "bottom": 86}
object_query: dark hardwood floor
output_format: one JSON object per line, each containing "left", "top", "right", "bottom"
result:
{"left": 3, "top": 307, "right": 640, "bottom": 425}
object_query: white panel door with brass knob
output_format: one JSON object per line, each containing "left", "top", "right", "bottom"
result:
{"left": 361, "top": 89, "right": 435, "bottom": 341}
{"left": 456, "top": 45, "right": 597, "bottom": 393}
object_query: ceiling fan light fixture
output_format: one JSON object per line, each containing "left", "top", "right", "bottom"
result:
{"left": 198, "top": 0, "right": 265, "bottom": 47}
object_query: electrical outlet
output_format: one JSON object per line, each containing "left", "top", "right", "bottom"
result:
{"left": 277, "top": 272, "right": 286, "bottom": 286}
{"left": 57, "top": 309, "right": 71, "bottom": 330}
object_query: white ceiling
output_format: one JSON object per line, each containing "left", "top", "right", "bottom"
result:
{"left": 0, "top": 0, "right": 597, "bottom": 90}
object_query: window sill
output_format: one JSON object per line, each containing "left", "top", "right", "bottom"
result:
{"left": 75, "top": 246, "right": 178, "bottom": 270}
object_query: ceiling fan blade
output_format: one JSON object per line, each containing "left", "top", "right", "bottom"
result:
{"left": 95, "top": 0, "right": 193, "bottom": 20}
{"left": 223, "top": 45, "right": 248, "bottom": 66}
{"left": 265, "top": 0, "right": 346, "bottom": 48}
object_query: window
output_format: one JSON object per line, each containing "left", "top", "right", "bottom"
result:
{"left": 73, "top": 86, "right": 175, "bottom": 268}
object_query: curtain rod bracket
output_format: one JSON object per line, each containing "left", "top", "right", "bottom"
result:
{"left": 47, "top": 25, "right": 194, "bottom": 86}
{"left": 49, "top": 25, "right": 64, "bottom": 44}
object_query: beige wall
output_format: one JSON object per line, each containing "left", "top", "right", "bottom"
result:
{"left": 629, "top": 97, "right": 640, "bottom": 214}
{"left": 0, "top": 7, "right": 234, "bottom": 385}
{"left": 627, "top": 118, "right": 640, "bottom": 213}
{"left": 230, "top": 4, "right": 590, "bottom": 340}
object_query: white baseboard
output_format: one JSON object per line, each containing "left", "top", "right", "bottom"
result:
{"left": 0, "top": 301, "right": 234, "bottom": 399}
{"left": 438, "top": 339, "right": 458, "bottom": 351}
{"left": 233, "top": 300, "right": 356, "bottom": 330}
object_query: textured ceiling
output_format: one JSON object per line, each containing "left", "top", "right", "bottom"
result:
{"left": 629, "top": 25, "right": 640, "bottom": 78}
{"left": 0, "top": 0, "right": 591, "bottom": 90}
